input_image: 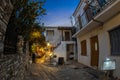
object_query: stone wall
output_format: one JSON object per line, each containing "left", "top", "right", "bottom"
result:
{"left": 0, "top": 54, "right": 29, "bottom": 80}
{"left": 0, "top": 0, "right": 13, "bottom": 56}
{"left": 0, "top": 0, "right": 29, "bottom": 80}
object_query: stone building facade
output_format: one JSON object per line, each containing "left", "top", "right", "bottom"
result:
{"left": 0, "top": 0, "right": 29, "bottom": 80}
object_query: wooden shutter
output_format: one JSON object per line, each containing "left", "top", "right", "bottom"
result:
{"left": 81, "top": 40, "right": 87, "bottom": 56}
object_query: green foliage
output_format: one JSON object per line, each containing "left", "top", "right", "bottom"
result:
{"left": 9, "top": 0, "right": 46, "bottom": 40}
{"left": 29, "top": 23, "right": 46, "bottom": 47}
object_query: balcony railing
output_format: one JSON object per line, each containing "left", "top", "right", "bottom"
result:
{"left": 80, "top": 0, "right": 115, "bottom": 29}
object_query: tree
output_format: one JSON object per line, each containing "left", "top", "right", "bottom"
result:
{"left": 9, "top": 0, "right": 46, "bottom": 39}
{"left": 4, "top": 0, "right": 46, "bottom": 54}
{"left": 29, "top": 23, "right": 46, "bottom": 47}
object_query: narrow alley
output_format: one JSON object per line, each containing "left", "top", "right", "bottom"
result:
{"left": 24, "top": 61, "right": 106, "bottom": 80}
{"left": 1, "top": 0, "right": 120, "bottom": 80}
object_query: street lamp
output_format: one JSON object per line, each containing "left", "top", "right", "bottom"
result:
{"left": 47, "top": 42, "right": 50, "bottom": 47}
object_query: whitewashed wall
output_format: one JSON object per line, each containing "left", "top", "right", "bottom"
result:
{"left": 54, "top": 42, "right": 66, "bottom": 62}
{"left": 45, "top": 27, "right": 62, "bottom": 47}
{"left": 54, "top": 41, "right": 76, "bottom": 62}
{"left": 77, "top": 14, "right": 120, "bottom": 78}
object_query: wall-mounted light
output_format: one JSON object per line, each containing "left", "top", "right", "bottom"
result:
{"left": 102, "top": 57, "right": 116, "bottom": 71}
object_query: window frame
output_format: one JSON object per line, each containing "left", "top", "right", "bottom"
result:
{"left": 46, "top": 30, "right": 54, "bottom": 36}
{"left": 80, "top": 40, "right": 87, "bottom": 56}
{"left": 109, "top": 26, "right": 120, "bottom": 56}
{"left": 77, "top": 15, "right": 82, "bottom": 29}
{"left": 46, "top": 30, "right": 54, "bottom": 41}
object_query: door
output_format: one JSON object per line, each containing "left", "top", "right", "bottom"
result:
{"left": 90, "top": 36, "right": 99, "bottom": 67}
{"left": 66, "top": 44, "right": 74, "bottom": 61}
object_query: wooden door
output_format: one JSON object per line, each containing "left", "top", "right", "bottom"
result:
{"left": 90, "top": 36, "right": 99, "bottom": 67}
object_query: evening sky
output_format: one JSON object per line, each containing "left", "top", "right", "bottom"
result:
{"left": 37, "top": 0, "right": 80, "bottom": 26}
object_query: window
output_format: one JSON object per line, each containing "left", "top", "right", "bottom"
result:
{"left": 46, "top": 30, "right": 54, "bottom": 36}
{"left": 81, "top": 14, "right": 88, "bottom": 27}
{"left": 84, "top": 4, "right": 94, "bottom": 21}
{"left": 109, "top": 26, "right": 120, "bottom": 55}
{"left": 64, "top": 31, "right": 71, "bottom": 41}
{"left": 81, "top": 40, "right": 87, "bottom": 56}
{"left": 46, "top": 30, "right": 54, "bottom": 41}
{"left": 77, "top": 15, "right": 82, "bottom": 29}
{"left": 97, "top": 0, "right": 106, "bottom": 7}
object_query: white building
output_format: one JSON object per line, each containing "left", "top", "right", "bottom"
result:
{"left": 45, "top": 26, "right": 77, "bottom": 63}
{"left": 73, "top": 0, "right": 120, "bottom": 78}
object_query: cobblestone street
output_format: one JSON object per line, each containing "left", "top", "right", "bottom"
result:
{"left": 24, "top": 61, "right": 107, "bottom": 80}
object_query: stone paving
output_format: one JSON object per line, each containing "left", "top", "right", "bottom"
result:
{"left": 24, "top": 61, "right": 112, "bottom": 80}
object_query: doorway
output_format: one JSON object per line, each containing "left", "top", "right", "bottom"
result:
{"left": 90, "top": 36, "right": 99, "bottom": 67}
{"left": 66, "top": 44, "right": 74, "bottom": 61}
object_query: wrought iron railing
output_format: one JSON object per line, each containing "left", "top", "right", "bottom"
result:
{"left": 79, "top": 0, "right": 114, "bottom": 29}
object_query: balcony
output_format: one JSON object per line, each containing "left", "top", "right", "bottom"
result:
{"left": 73, "top": 0, "right": 120, "bottom": 37}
